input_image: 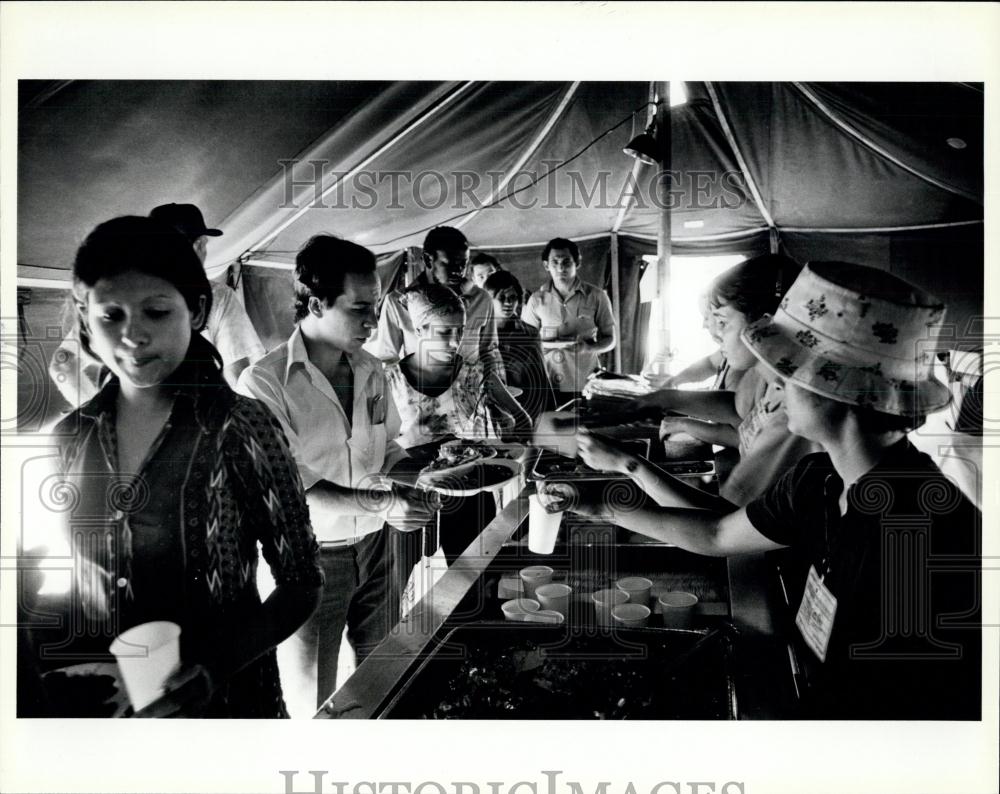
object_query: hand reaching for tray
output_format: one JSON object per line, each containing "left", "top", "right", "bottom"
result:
{"left": 577, "top": 429, "right": 635, "bottom": 475}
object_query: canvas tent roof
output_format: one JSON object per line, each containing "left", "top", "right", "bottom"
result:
{"left": 15, "top": 80, "right": 984, "bottom": 423}
{"left": 18, "top": 79, "right": 982, "bottom": 279}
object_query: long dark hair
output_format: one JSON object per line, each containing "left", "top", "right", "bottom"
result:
{"left": 71, "top": 215, "right": 222, "bottom": 371}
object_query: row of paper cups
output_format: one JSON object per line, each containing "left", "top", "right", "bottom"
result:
{"left": 513, "top": 567, "right": 699, "bottom": 628}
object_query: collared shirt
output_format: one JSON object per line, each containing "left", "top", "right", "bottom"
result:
{"left": 365, "top": 272, "right": 504, "bottom": 378}
{"left": 521, "top": 278, "right": 615, "bottom": 394}
{"left": 49, "top": 281, "right": 266, "bottom": 407}
{"left": 746, "top": 438, "right": 981, "bottom": 719}
{"left": 46, "top": 359, "right": 321, "bottom": 717}
{"left": 237, "top": 326, "right": 406, "bottom": 543}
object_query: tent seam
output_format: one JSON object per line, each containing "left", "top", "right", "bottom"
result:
{"left": 242, "top": 81, "right": 476, "bottom": 257}
{"left": 792, "top": 82, "right": 982, "bottom": 205}
{"left": 455, "top": 81, "right": 581, "bottom": 231}
{"left": 704, "top": 82, "right": 776, "bottom": 230}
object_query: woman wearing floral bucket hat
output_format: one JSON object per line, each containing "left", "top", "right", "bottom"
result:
{"left": 540, "top": 262, "right": 980, "bottom": 719}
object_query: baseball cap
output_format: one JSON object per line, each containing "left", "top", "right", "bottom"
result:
{"left": 149, "top": 203, "right": 223, "bottom": 242}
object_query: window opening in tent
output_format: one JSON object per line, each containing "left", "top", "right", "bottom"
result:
{"left": 641, "top": 254, "right": 745, "bottom": 385}
{"left": 670, "top": 81, "right": 688, "bottom": 107}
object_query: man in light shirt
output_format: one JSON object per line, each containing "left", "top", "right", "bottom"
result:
{"left": 365, "top": 226, "right": 504, "bottom": 380}
{"left": 237, "top": 235, "right": 436, "bottom": 716}
{"left": 48, "top": 202, "right": 265, "bottom": 404}
{"left": 521, "top": 237, "right": 617, "bottom": 400}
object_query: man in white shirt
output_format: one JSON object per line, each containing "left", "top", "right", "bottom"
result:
{"left": 521, "top": 237, "right": 617, "bottom": 399}
{"left": 237, "top": 234, "right": 436, "bottom": 716}
{"left": 48, "top": 203, "right": 265, "bottom": 404}
{"left": 365, "top": 226, "right": 504, "bottom": 379}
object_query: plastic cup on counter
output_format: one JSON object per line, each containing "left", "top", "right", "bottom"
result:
{"left": 108, "top": 620, "right": 182, "bottom": 711}
{"left": 535, "top": 583, "right": 572, "bottom": 617}
{"left": 501, "top": 598, "right": 541, "bottom": 622}
{"left": 611, "top": 603, "right": 651, "bottom": 628}
{"left": 616, "top": 576, "right": 653, "bottom": 607}
{"left": 521, "top": 609, "right": 565, "bottom": 625}
{"left": 519, "top": 565, "right": 554, "bottom": 599}
{"left": 528, "top": 494, "right": 563, "bottom": 554}
{"left": 591, "top": 588, "right": 629, "bottom": 627}
{"left": 658, "top": 591, "right": 699, "bottom": 629}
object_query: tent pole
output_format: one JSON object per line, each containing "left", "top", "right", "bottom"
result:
{"left": 610, "top": 232, "right": 622, "bottom": 373}
{"left": 655, "top": 81, "right": 671, "bottom": 372}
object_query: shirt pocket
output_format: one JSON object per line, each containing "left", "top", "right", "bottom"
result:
{"left": 365, "top": 421, "right": 388, "bottom": 469}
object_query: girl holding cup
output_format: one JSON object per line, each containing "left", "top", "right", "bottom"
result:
{"left": 29, "top": 216, "right": 323, "bottom": 717}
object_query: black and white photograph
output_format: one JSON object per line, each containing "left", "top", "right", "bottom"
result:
{"left": 1, "top": 3, "right": 997, "bottom": 794}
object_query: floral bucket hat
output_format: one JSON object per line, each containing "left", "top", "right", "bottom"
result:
{"left": 741, "top": 261, "right": 951, "bottom": 417}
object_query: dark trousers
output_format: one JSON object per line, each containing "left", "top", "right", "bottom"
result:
{"left": 291, "top": 526, "right": 393, "bottom": 710}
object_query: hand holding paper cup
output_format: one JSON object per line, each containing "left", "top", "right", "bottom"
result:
{"left": 109, "top": 621, "right": 182, "bottom": 711}
{"left": 528, "top": 494, "right": 563, "bottom": 554}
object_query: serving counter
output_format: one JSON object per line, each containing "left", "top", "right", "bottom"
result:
{"left": 315, "top": 477, "right": 798, "bottom": 719}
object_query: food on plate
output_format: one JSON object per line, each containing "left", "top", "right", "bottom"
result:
{"left": 419, "top": 441, "right": 495, "bottom": 477}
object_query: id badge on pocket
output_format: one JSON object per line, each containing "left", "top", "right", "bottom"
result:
{"left": 795, "top": 565, "right": 838, "bottom": 662}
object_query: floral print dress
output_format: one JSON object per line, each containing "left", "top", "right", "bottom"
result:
{"left": 385, "top": 358, "right": 500, "bottom": 448}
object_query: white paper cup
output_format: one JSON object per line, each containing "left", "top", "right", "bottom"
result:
{"left": 109, "top": 621, "right": 182, "bottom": 711}
{"left": 521, "top": 609, "right": 565, "bottom": 625}
{"left": 501, "top": 598, "right": 541, "bottom": 622}
{"left": 616, "top": 576, "right": 653, "bottom": 607}
{"left": 658, "top": 591, "right": 699, "bottom": 629}
{"left": 519, "top": 565, "right": 554, "bottom": 599}
{"left": 611, "top": 603, "right": 651, "bottom": 628}
{"left": 528, "top": 494, "right": 563, "bottom": 554}
{"left": 535, "top": 583, "right": 572, "bottom": 617}
{"left": 591, "top": 588, "right": 629, "bottom": 627}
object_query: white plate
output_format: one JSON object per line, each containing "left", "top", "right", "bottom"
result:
{"left": 417, "top": 457, "right": 522, "bottom": 496}
{"left": 418, "top": 446, "right": 497, "bottom": 478}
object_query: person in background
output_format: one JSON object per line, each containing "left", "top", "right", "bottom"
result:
{"left": 468, "top": 252, "right": 502, "bottom": 289}
{"left": 521, "top": 237, "right": 616, "bottom": 400}
{"left": 236, "top": 235, "right": 437, "bottom": 716}
{"left": 385, "top": 281, "right": 531, "bottom": 568}
{"left": 25, "top": 216, "right": 322, "bottom": 717}
{"left": 581, "top": 254, "right": 814, "bottom": 509}
{"left": 647, "top": 292, "right": 743, "bottom": 393}
{"left": 483, "top": 269, "right": 555, "bottom": 422}
{"left": 366, "top": 226, "right": 504, "bottom": 381}
{"left": 48, "top": 202, "right": 266, "bottom": 404}
{"left": 541, "top": 262, "right": 981, "bottom": 720}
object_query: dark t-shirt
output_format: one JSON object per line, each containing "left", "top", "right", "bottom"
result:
{"left": 496, "top": 319, "right": 556, "bottom": 421}
{"left": 746, "top": 438, "right": 981, "bottom": 719}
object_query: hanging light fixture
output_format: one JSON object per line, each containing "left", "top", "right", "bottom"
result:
{"left": 623, "top": 121, "right": 659, "bottom": 164}
{"left": 624, "top": 101, "right": 663, "bottom": 165}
